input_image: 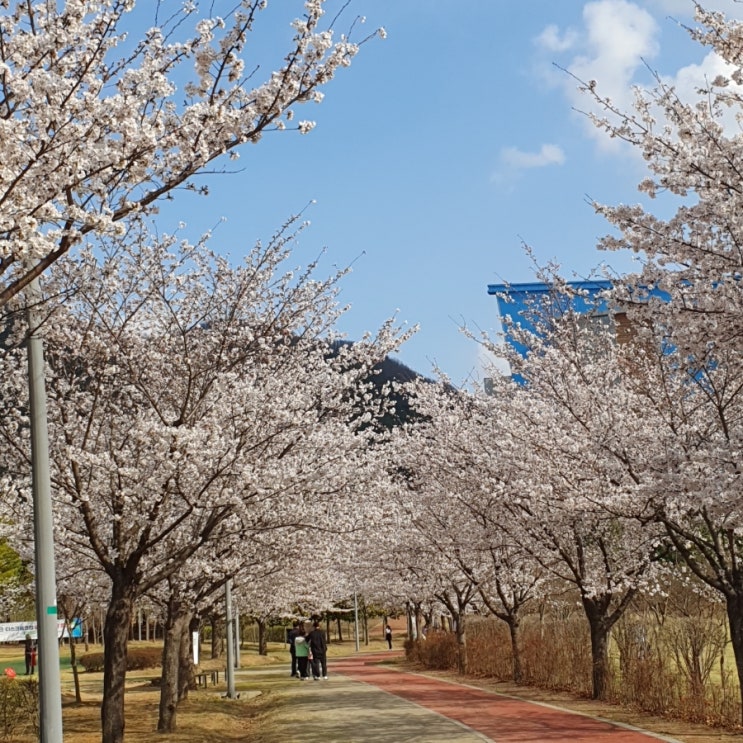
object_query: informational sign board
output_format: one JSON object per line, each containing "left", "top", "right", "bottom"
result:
{"left": 0, "top": 619, "right": 82, "bottom": 643}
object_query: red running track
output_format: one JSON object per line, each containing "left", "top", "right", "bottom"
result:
{"left": 333, "top": 655, "right": 678, "bottom": 743}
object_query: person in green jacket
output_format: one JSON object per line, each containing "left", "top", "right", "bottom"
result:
{"left": 293, "top": 624, "right": 311, "bottom": 680}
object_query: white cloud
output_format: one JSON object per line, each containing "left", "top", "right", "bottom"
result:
{"left": 582, "top": 0, "right": 659, "bottom": 71}
{"left": 664, "top": 49, "right": 743, "bottom": 134}
{"left": 532, "top": 0, "right": 743, "bottom": 167}
{"left": 536, "top": 24, "right": 578, "bottom": 52}
{"left": 671, "top": 49, "right": 735, "bottom": 95}
{"left": 500, "top": 143, "right": 566, "bottom": 170}
{"left": 540, "top": 0, "right": 660, "bottom": 152}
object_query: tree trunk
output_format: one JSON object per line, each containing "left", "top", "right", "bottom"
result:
{"left": 414, "top": 605, "right": 423, "bottom": 641}
{"left": 180, "top": 616, "right": 199, "bottom": 700}
{"left": 101, "top": 578, "right": 136, "bottom": 743}
{"left": 336, "top": 617, "right": 343, "bottom": 642}
{"left": 257, "top": 618, "right": 268, "bottom": 656}
{"left": 211, "top": 615, "right": 220, "bottom": 659}
{"left": 60, "top": 607, "right": 83, "bottom": 704}
{"left": 69, "top": 633, "right": 82, "bottom": 704}
{"left": 725, "top": 591, "right": 743, "bottom": 726}
{"left": 508, "top": 616, "right": 522, "bottom": 684}
{"left": 157, "top": 597, "right": 190, "bottom": 732}
{"left": 454, "top": 612, "right": 467, "bottom": 675}
{"left": 583, "top": 598, "right": 611, "bottom": 700}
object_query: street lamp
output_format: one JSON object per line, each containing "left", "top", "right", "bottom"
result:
{"left": 26, "top": 278, "right": 64, "bottom": 743}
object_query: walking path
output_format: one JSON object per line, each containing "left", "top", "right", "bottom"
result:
{"left": 244, "top": 653, "right": 683, "bottom": 743}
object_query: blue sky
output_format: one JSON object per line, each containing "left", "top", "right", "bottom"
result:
{"left": 153, "top": 0, "right": 742, "bottom": 385}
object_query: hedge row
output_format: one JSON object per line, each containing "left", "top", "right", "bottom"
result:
{"left": 79, "top": 646, "right": 162, "bottom": 673}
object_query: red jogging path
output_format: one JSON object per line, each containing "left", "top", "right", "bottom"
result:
{"left": 332, "top": 654, "right": 681, "bottom": 743}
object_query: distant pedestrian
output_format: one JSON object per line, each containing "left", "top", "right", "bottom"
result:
{"left": 293, "top": 624, "right": 311, "bottom": 680}
{"left": 306, "top": 621, "right": 328, "bottom": 680}
{"left": 385, "top": 624, "right": 392, "bottom": 650}
{"left": 24, "top": 635, "right": 33, "bottom": 675}
{"left": 30, "top": 645, "right": 36, "bottom": 675}
{"left": 286, "top": 621, "right": 300, "bottom": 677}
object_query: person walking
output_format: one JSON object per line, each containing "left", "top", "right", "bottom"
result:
{"left": 306, "top": 620, "right": 328, "bottom": 680}
{"left": 293, "top": 624, "right": 311, "bottom": 680}
{"left": 24, "top": 635, "right": 33, "bottom": 675}
{"left": 385, "top": 624, "right": 393, "bottom": 650}
{"left": 286, "top": 621, "right": 300, "bottom": 677}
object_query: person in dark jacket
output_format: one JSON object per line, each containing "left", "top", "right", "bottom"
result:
{"left": 306, "top": 620, "right": 328, "bottom": 680}
{"left": 286, "top": 621, "right": 300, "bottom": 677}
{"left": 24, "top": 635, "right": 33, "bottom": 675}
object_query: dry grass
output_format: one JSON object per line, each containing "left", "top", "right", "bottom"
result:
{"left": 1, "top": 620, "right": 737, "bottom": 743}
{"left": 0, "top": 639, "right": 288, "bottom": 742}
{"left": 60, "top": 641, "right": 295, "bottom": 743}
{"left": 0, "top": 626, "right": 396, "bottom": 742}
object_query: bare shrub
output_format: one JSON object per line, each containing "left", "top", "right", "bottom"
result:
{"left": 610, "top": 593, "right": 741, "bottom": 728}
{"left": 405, "top": 630, "right": 457, "bottom": 671}
{"left": 668, "top": 607, "right": 727, "bottom": 714}
{"left": 0, "top": 677, "right": 38, "bottom": 741}
{"left": 707, "top": 663, "right": 742, "bottom": 728}
{"left": 405, "top": 588, "right": 741, "bottom": 732}
{"left": 467, "top": 619, "right": 512, "bottom": 680}
{"left": 613, "top": 614, "right": 681, "bottom": 715}
{"left": 403, "top": 638, "right": 421, "bottom": 664}
{"left": 520, "top": 611, "right": 592, "bottom": 696}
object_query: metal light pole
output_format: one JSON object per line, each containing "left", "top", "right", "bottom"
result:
{"left": 233, "top": 607, "right": 240, "bottom": 669}
{"left": 224, "top": 579, "right": 236, "bottom": 698}
{"left": 26, "top": 278, "right": 64, "bottom": 743}
{"left": 353, "top": 592, "right": 359, "bottom": 652}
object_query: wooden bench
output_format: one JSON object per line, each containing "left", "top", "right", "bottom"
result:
{"left": 195, "top": 669, "right": 220, "bottom": 688}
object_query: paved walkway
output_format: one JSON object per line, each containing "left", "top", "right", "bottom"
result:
{"left": 243, "top": 653, "right": 683, "bottom": 743}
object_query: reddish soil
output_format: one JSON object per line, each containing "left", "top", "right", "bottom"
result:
{"left": 334, "top": 654, "right": 679, "bottom": 742}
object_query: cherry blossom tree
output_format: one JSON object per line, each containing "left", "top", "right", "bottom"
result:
{"left": 0, "top": 0, "right": 383, "bottom": 307}
{"left": 487, "top": 290, "right": 668, "bottom": 699}
{"left": 389, "top": 376, "right": 575, "bottom": 684}
{"left": 0, "top": 220, "right": 408, "bottom": 743}
{"left": 382, "top": 409, "right": 492, "bottom": 671}
{"left": 468, "top": 539, "right": 543, "bottom": 684}
{"left": 410, "top": 387, "right": 545, "bottom": 681}
{"left": 565, "top": 4, "right": 743, "bottom": 719}
{"left": 388, "top": 280, "right": 664, "bottom": 699}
